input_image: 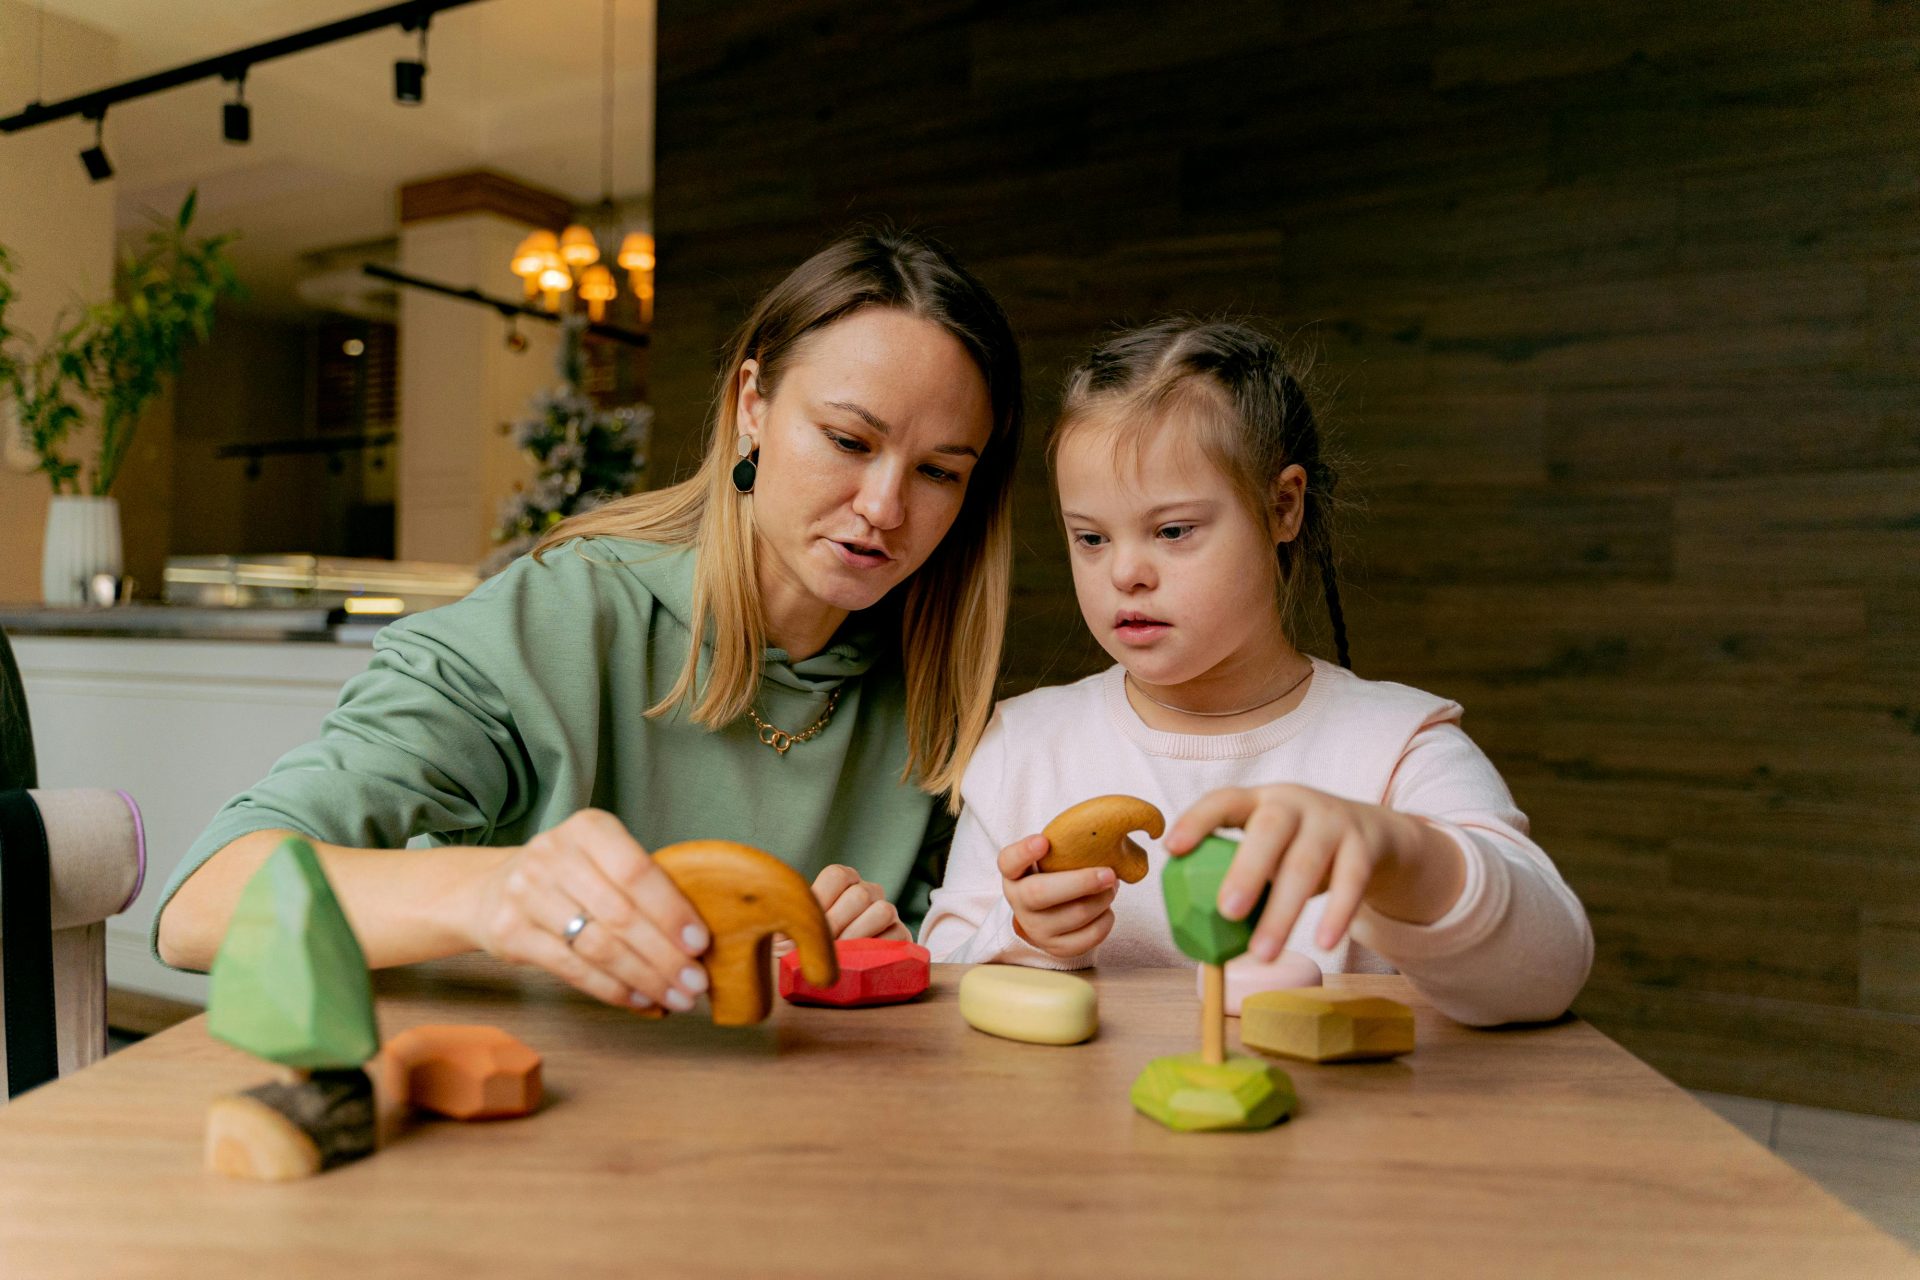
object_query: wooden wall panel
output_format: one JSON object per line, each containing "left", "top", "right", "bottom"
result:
{"left": 654, "top": 0, "right": 1920, "bottom": 1117}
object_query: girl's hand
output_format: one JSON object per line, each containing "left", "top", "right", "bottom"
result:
{"left": 464, "top": 808, "right": 713, "bottom": 1013}
{"left": 1165, "top": 785, "right": 1467, "bottom": 961}
{"left": 998, "top": 834, "right": 1118, "bottom": 960}
{"left": 773, "top": 865, "right": 910, "bottom": 957}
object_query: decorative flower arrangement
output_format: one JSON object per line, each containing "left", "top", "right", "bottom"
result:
{"left": 484, "top": 315, "right": 648, "bottom": 576}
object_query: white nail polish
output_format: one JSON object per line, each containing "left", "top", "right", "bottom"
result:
{"left": 679, "top": 965, "right": 709, "bottom": 994}
{"left": 664, "top": 988, "right": 694, "bottom": 1012}
{"left": 629, "top": 992, "right": 653, "bottom": 1009}
{"left": 683, "top": 924, "right": 710, "bottom": 952}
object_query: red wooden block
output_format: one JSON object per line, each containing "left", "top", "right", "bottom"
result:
{"left": 779, "top": 938, "right": 930, "bottom": 1007}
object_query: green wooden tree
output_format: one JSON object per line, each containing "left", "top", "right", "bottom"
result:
{"left": 207, "top": 836, "right": 379, "bottom": 1069}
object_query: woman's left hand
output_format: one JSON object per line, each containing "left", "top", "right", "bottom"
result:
{"left": 771, "top": 864, "right": 910, "bottom": 956}
{"left": 1165, "top": 784, "right": 1468, "bottom": 961}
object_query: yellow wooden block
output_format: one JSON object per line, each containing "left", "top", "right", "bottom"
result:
{"left": 1239, "top": 990, "right": 1415, "bottom": 1063}
{"left": 959, "top": 966, "right": 1097, "bottom": 1045}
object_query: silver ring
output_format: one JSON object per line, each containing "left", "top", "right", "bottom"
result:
{"left": 560, "top": 911, "right": 591, "bottom": 948}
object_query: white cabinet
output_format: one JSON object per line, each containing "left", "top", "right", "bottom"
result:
{"left": 12, "top": 636, "right": 375, "bottom": 1003}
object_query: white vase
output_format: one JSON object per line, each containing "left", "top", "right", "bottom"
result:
{"left": 40, "top": 495, "right": 123, "bottom": 606}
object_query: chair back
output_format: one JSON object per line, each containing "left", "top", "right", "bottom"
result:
{"left": 0, "top": 631, "right": 144, "bottom": 1098}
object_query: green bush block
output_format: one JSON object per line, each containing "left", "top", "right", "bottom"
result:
{"left": 207, "top": 836, "right": 379, "bottom": 1069}
{"left": 1130, "top": 1052, "right": 1296, "bottom": 1132}
{"left": 1162, "top": 835, "right": 1267, "bottom": 964}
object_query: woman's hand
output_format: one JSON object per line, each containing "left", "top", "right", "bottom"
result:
{"left": 772, "top": 865, "right": 910, "bottom": 957}
{"left": 464, "top": 809, "right": 714, "bottom": 1013}
{"left": 998, "top": 834, "right": 1118, "bottom": 960}
{"left": 1165, "top": 785, "right": 1468, "bottom": 961}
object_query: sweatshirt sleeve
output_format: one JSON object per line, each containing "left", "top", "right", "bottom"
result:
{"left": 917, "top": 712, "right": 1086, "bottom": 969}
{"left": 1348, "top": 717, "right": 1594, "bottom": 1026}
{"left": 149, "top": 563, "right": 545, "bottom": 969}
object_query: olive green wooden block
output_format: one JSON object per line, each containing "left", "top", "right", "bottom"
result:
{"left": 1162, "top": 835, "right": 1267, "bottom": 965}
{"left": 1239, "top": 990, "right": 1416, "bottom": 1063}
{"left": 207, "top": 836, "right": 380, "bottom": 1069}
{"left": 1130, "top": 1052, "right": 1296, "bottom": 1132}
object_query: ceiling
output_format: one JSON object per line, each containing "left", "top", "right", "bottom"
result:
{"left": 21, "top": 0, "right": 656, "bottom": 314}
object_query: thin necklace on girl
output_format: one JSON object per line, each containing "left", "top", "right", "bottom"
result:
{"left": 1126, "top": 661, "right": 1313, "bottom": 719}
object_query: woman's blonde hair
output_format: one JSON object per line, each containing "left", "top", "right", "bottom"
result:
{"left": 533, "top": 229, "right": 1024, "bottom": 806}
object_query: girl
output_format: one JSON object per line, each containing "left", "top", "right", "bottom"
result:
{"left": 919, "top": 320, "right": 1591, "bottom": 1026}
{"left": 157, "top": 230, "right": 1023, "bottom": 1015}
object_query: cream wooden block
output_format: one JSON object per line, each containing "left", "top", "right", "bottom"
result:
{"left": 1239, "top": 989, "right": 1415, "bottom": 1063}
{"left": 958, "top": 966, "right": 1097, "bottom": 1046}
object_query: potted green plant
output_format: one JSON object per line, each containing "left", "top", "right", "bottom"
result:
{"left": 0, "top": 191, "right": 242, "bottom": 604}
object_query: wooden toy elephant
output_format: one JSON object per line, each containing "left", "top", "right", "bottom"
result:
{"left": 651, "top": 840, "right": 839, "bottom": 1026}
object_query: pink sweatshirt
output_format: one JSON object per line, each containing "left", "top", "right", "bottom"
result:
{"left": 918, "top": 658, "right": 1594, "bottom": 1027}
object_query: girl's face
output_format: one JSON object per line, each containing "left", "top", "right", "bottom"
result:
{"left": 737, "top": 307, "right": 994, "bottom": 621}
{"left": 1055, "top": 420, "right": 1299, "bottom": 689}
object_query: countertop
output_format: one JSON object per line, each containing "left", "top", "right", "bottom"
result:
{"left": 0, "top": 604, "right": 389, "bottom": 644}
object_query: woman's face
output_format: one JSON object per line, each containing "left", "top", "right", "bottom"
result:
{"left": 736, "top": 307, "right": 995, "bottom": 622}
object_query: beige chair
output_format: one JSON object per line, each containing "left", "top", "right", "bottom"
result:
{"left": 1, "top": 630, "right": 144, "bottom": 1099}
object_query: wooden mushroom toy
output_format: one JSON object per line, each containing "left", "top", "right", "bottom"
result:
{"left": 650, "top": 840, "right": 838, "bottom": 1026}
{"left": 1039, "top": 795, "right": 1164, "bottom": 884}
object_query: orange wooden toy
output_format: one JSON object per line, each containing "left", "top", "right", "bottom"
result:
{"left": 649, "top": 840, "right": 839, "bottom": 1025}
{"left": 368, "top": 1025, "right": 542, "bottom": 1136}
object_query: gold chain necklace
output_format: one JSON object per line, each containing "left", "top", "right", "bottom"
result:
{"left": 747, "top": 686, "right": 841, "bottom": 755}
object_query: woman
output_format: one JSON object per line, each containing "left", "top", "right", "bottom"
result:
{"left": 155, "top": 229, "right": 1024, "bottom": 1015}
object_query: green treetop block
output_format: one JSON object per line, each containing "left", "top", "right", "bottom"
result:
{"left": 1162, "top": 834, "right": 1268, "bottom": 965}
{"left": 207, "top": 836, "right": 379, "bottom": 1069}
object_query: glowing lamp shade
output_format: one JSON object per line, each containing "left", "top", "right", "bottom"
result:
{"left": 617, "top": 231, "right": 656, "bottom": 272}
{"left": 537, "top": 262, "right": 572, "bottom": 311}
{"left": 578, "top": 264, "right": 617, "bottom": 321}
{"left": 559, "top": 224, "right": 600, "bottom": 269}
{"left": 511, "top": 230, "right": 560, "bottom": 299}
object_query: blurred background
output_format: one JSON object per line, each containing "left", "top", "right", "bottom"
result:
{"left": 1, "top": 0, "right": 1914, "bottom": 1238}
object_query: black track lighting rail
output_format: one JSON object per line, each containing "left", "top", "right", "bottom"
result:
{"left": 0, "top": 0, "right": 489, "bottom": 135}
{"left": 362, "top": 264, "right": 651, "bottom": 348}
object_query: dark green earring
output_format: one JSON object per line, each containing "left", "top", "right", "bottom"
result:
{"left": 731, "top": 433, "right": 758, "bottom": 493}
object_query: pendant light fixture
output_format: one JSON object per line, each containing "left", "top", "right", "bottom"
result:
{"left": 508, "top": 0, "right": 651, "bottom": 324}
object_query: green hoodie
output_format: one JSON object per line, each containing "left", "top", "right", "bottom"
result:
{"left": 152, "top": 537, "right": 952, "bottom": 970}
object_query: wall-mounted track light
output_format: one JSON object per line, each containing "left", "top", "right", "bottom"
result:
{"left": 1, "top": 2, "right": 487, "bottom": 141}
{"left": 222, "top": 69, "right": 250, "bottom": 144}
{"left": 78, "top": 111, "right": 111, "bottom": 181}
{"left": 394, "top": 16, "right": 428, "bottom": 105}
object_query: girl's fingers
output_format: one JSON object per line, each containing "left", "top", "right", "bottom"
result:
{"left": 824, "top": 880, "right": 884, "bottom": 935}
{"left": 811, "top": 864, "right": 862, "bottom": 910}
{"left": 995, "top": 835, "right": 1050, "bottom": 880}
{"left": 1314, "top": 832, "right": 1377, "bottom": 950}
{"left": 1008, "top": 866, "right": 1115, "bottom": 912}
{"left": 1044, "top": 909, "right": 1116, "bottom": 957}
{"left": 1166, "top": 788, "right": 1257, "bottom": 854}
{"left": 1023, "top": 884, "right": 1118, "bottom": 937}
{"left": 842, "top": 897, "right": 901, "bottom": 941}
{"left": 550, "top": 854, "right": 707, "bottom": 1007}
{"left": 1249, "top": 820, "right": 1338, "bottom": 962}
{"left": 570, "top": 811, "right": 710, "bottom": 957}
{"left": 1218, "top": 801, "right": 1302, "bottom": 921}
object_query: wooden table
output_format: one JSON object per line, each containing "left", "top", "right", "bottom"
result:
{"left": 0, "top": 962, "right": 1913, "bottom": 1278}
